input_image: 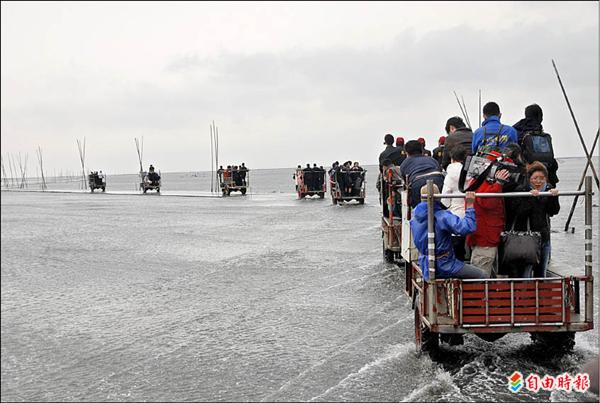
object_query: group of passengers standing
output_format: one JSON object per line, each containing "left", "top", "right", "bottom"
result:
{"left": 295, "top": 163, "right": 326, "bottom": 191}
{"left": 329, "top": 160, "right": 365, "bottom": 196}
{"left": 379, "top": 102, "right": 560, "bottom": 280}
{"left": 217, "top": 163, "right": 249, "bottom": 186}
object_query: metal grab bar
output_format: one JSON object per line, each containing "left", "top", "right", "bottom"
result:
{"left": 422, "top": 190, "right": 587, "bottom": 199}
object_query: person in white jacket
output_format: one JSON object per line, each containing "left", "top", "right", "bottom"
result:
{"left": 442, "top": 146, "right": 468, "bottom": 217}
{"left": 442, "top": 145, "right": 469, "bottom": 260}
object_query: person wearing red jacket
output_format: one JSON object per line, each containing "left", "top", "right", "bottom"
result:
{"left": 467, "top": 169, "right": 511, "bottom": 277}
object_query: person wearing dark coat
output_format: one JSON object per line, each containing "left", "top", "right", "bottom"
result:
{"left": 441, "top": 116, "right": 473, "bottom": 170}
{"left": 239, "top": 163, "right": 248, "bottom": 185}
{"left": 147, "top": 165, "right": 161, "bottom": 184}
{"left": 432, "top": 136, "right": 446, "bottom": 166}
{"left": 395, "top": 137, "right": 408, "bottom": 165}
{"left": 399, "top": 140, "right": 444, "bottom": 208}
{"left": 303, "top": 163, "right": 315, "bottom": 190}
{"left": 379, "top": 134, "right": 404, "bottom": 172}
{"left": 513, "top": 104, "right": 559, "bottom": 186}
{"left": 417, "top": 137, "right": 432, "bottom": 156}
{"left": 502, "top": 162, "right": 560, "bottom": 278}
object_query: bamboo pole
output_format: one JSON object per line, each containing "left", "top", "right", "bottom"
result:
{"left": 210, "top": 123, "right": 214, "bottom": 193}
{"left": 461, "top": 95, "right": 472, "bottom": 129}
{"left": 426, "top": 180, "right": 437, "bottom": 325}
{"left": 36, "top": 146, "right": 47, "bottom": 190}
{"left": 453, "top": 91, "right": 470, "bottom": 129}
{"left": 563, "top": 129, "right": 599, "bottom": 231}
{"left": 478, "top": 89, "right": 482, "bottom": 128}
{"left": 9, "top": 153, "right": 18, "bottom": 188}
{"left": 584, "top": 176, "right": 593, "bottom": 322}
{"left": 0, "top": 155, "right": 7, "bottom": 189}
{"left": 76, "top": 138, "right": 86, "bottom": 190}
{"left": 551, "top": 59, "right": 599, "bottom": 187}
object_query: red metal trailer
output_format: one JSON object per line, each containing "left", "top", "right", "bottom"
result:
{"left": 401, "top": 177, "right": 594, "bottom": 355}
{"left": 330, "top": 169, "right": 366, "bottom": 205}
{"left": 294, "top": 168, "right": 326, "bottom": 199}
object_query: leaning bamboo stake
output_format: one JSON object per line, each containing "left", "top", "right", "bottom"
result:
{"left": 453, "top": 91, "right": 470, "bottom": 129}
{"left": 552, "top": 59, "right": 599, "bottom": 187}
{"left": 9, "top": 153, "right": 18, "bottom": 188}
{"left": 564, "top": 129, "right": 600, "bottom": 232}
{"left": 0, "top": 154, "right": 8, "bottom": 189}
{"left": 17, "top": 153, "right": 28, "bottom": 189}
{"left": 36, "top": 146, "right": 47, "bottom": 190}
{"left": 210, "top": 123, "right": 215, "bottom": 193}
{"left": 461, "top": 95, "right": 472, "bottom": 129}
{"left": 76, "top": 138, "right": 86, "bottom": 190}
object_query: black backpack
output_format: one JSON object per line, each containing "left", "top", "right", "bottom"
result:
{"left": 521, "top": 131, "right": 555, "bottom": 164}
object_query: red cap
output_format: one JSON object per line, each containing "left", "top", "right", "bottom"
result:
{"left": 396, "top": 136, "right": 405, "bottom": 146}
{"left": 417, "top": 137, "right": 425, "bottom": 145}
{"left": 439, "top": 136, "right": 446, "bottom": 145}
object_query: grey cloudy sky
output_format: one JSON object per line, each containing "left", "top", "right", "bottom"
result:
{"left": 1, "top": 1, "right": 598, "bottom": 174}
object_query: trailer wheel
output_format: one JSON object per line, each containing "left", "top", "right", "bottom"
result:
{"left": 415, "top": 295, "right": 438, "bottom": 355}
{"left": 530, "top": 332, "right": 575, "bottom": 354}
{"left": 383, "top": 239, "right": 395, "bottom": 263}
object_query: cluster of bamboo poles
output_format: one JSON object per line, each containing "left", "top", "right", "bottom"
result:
{"left": 2, "top": 61, "right": 597, "bottom": 231}
{"left": 0, "top": 149, "right": 58, "bottom": 190}
{"left": 210, "top": 121, "right": 220, "bottom": 193}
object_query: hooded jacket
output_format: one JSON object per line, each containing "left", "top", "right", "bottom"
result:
{"left": 410, "top": 202, "right": 476, "bottom": 280}
{"left": 378, "top": 145, "right": 404, "bottom": 172}
{"left": 513, "top": 118, "right": 559, "bottom": 185}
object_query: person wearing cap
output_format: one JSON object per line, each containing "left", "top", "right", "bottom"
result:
{"left": 441, "top": 116, "right": 473, "bottom": 170}
{"left": 410, "top": 184, "right": 486, "bottom": 280}
{"left": 417, "top": 137, "right": 432, "bottom": 156}
{"left": 379, "top": 134, "right": 404, "bottom": 173}
{"left": 395, "top": 136, "right": 408, "bottom": 165}
{"left": 432, "top": 136, "right": 446, "bottom": 166}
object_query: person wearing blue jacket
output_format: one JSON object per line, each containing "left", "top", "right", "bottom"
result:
{"left": 472, "top": 102, "right": 518, "bottom": 154}
{"left": 410, "top": 185, "right": 487, "bottom": 280}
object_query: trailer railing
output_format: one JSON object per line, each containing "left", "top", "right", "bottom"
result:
{"left": 421, "top": 176, "right": 594, "bottom": 327}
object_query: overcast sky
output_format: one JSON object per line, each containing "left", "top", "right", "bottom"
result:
{"left": 1, "top": 1, "right": 598, "bottom": 174}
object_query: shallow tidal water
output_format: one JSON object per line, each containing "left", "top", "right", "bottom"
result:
{"left": 1, "top": 158, "right": 598, "bottom": 401}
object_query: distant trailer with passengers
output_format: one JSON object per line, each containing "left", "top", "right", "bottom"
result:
{"left": 218, "top": 164, "right": 249, "bottom": 196}
{"left": 140, "top": 165, "right": 161, "bottom": 194}
{"left": 87, "top": 171, "right": 106, "bottom": 193}
{"left": 294, "top": 164, "right": 326, "bottom": 199}
{"left": 398, "top": 178, "right": 594, "bottom": 356}
{"left": 329, "top": 161, "right": 366, "bottom": 205}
